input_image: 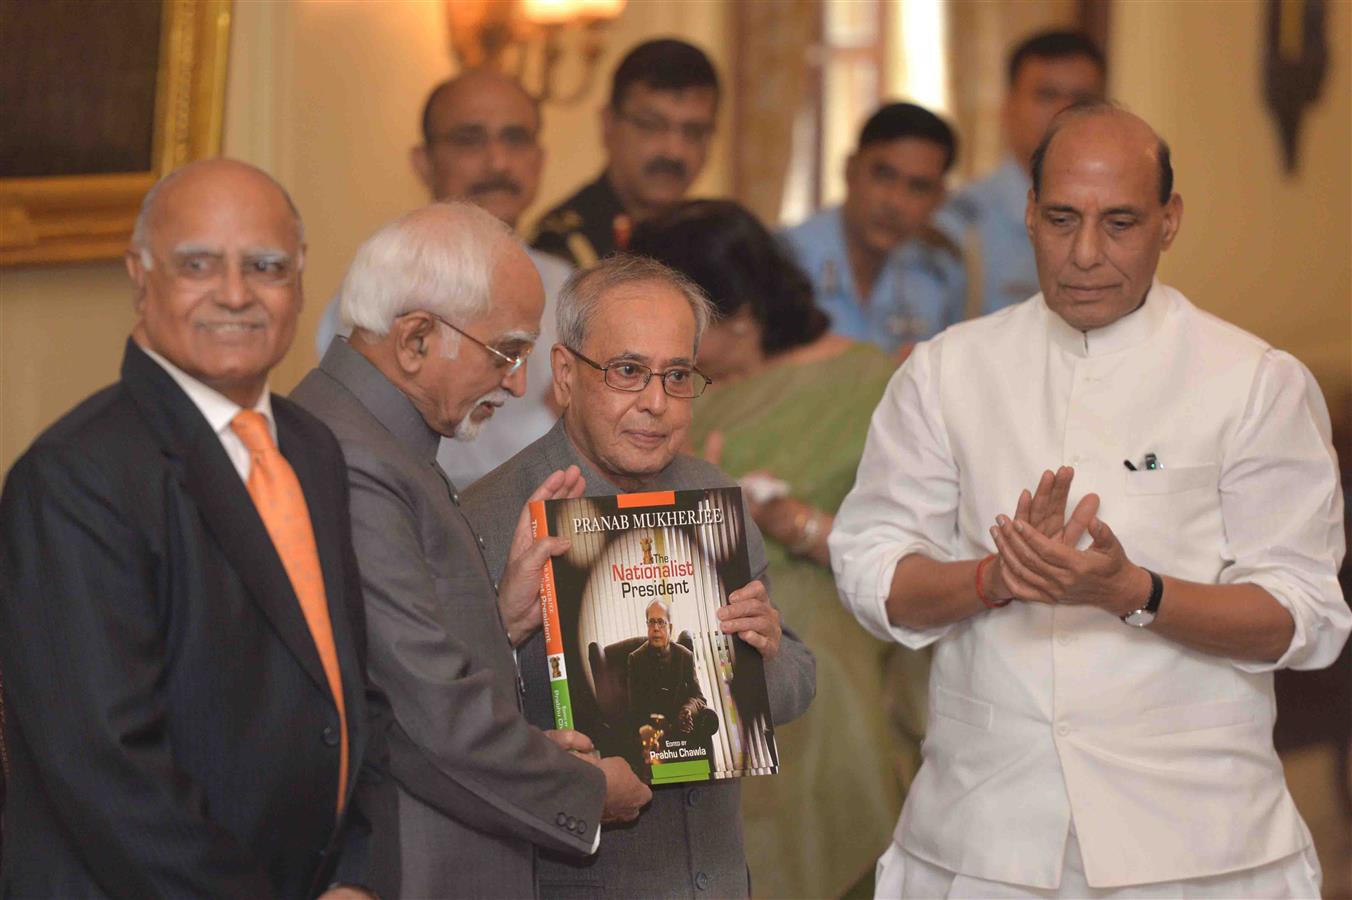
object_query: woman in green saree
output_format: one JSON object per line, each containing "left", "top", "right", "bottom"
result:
{"left": 630, "top": 201, "right": 928, "bottom": 899}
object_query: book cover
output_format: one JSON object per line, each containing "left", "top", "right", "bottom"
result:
{"left": 530, "top": 487, "right": 779, "bottom": 786}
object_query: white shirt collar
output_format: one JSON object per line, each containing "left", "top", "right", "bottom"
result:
{"left": 137, "top": 342, "right": 276, "bottom": 443}
{"left": 1043, "top": 279, "right": 1174, "bottom": 358}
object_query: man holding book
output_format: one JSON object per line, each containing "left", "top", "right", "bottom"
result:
{"left": 465, "top": 254, "right": 817, "bottom": 898}
{"left": 291, "top": 202, "right": 650, "bottom": 898}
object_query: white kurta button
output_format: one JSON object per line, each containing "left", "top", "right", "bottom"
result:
{"left": 1057, "top": 723, "right": 1071, "bottom": 736}
{"left": 1057, "top": 632, "right": 1072, "bottom": 646}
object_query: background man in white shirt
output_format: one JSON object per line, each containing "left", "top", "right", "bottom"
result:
{"left": 831, "top": 103, "right": 1349, "bottom": 897}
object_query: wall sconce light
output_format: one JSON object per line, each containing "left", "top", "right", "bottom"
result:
{"left": 445, "top": 0, "right": 627, "bottom": 104}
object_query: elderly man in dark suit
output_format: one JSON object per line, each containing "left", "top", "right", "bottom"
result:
{"left": 291, "top": 202, "right": 650, "bottom": 899}
{"left": 464, "top": 255, "right": 817, "bottom": 898}
{"left": 0, "top": 159, "right": 383, "bottom": 898}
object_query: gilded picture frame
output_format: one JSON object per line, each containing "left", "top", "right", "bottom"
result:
{"left": 0, "top": 0, "right": 232, "bottom": 267}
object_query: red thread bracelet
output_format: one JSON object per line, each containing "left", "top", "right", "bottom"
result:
{"left": 975, "top": 554, "right": 1012, "bottom": 608}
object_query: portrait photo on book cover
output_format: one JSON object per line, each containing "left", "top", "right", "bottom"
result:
{"left": 533, "top": 488, "right": 778, "bottom": 785}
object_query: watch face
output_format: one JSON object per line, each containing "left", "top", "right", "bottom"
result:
{"left": 1123, "top": 609, "right": 1156, "bottom": 628}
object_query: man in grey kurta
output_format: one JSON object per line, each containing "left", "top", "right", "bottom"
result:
{"left": 464, "top": 255, "right": 816, "bottom": 898}
{"left": 291, "top": 203, "right": 650, "bottom": 898}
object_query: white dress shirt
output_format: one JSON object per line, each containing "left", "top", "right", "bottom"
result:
{"left": 831, "top": 283, "right": 1349, "bottom": 889}
{"left": 138, "top": 343, "right": 276, "bottom": 483}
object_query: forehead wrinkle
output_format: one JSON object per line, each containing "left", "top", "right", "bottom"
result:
{"left": 172, "top": 242, "right": 222, "bottom": 257}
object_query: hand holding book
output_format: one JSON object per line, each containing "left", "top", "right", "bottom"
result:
{"left": 716, "top": 580, "right": 782, "bottom": 659}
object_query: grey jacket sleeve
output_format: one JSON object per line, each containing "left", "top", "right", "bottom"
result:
{"left": 344, "top": 451, "right": 605, "bottom": 857}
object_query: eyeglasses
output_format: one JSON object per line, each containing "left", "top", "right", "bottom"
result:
{"left": 427, "top": 124, "right": 539, "bottom": 154}
{"left": 153, "top": 249, "right": 300, "bottom": 287}
{"left": 564, "top": 346, "right": 711, "bottom": 398}
{"left": 415, "top": 311, "right": 529, "bottom": 376}
{"left": 615, "top": 109, "right": 715, "bottom": 145}
{"left": 646, "top": 618, "right": 671, "bottom": 627}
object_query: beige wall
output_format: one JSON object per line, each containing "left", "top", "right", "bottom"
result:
{"left": 0, "top": 0, "right": 730, "bottom": 476}
{"left": 1109, "top": 0, "right": 1352, "bottom": 414}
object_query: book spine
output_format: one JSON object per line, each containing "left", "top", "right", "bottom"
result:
{"left": 531, "top": 499, "right": 574, "bottom": 730}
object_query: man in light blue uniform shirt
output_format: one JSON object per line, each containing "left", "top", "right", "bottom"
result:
{"left": 936, "top": 30, "right": 1105, "bottom": 316}
{"left": 783, "top": 102, "right": 963, "bottom": 357}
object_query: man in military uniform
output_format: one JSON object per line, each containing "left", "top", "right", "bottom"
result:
{"left": 782, "top": 102, "right": 964, "bottom": 358}
{"left": 531, "top": 39, "right": 719, "bottom": 268}
{"left": 936, "top": 30, "right": 1105, "bottom": 317}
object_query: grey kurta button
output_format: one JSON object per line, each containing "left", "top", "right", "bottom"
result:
{"left": 556, "top": 812, "right": 567, "bottom": 826}
{"left": 565, "top": 816, "right": 577, "bottom": 830}
{"left": 694, "top": 871, "right": 709, "bottom": 891}
{"left": 476, "top": 534, "right": 486, "bottom": 549}
{"left": 686, "top": 787, "right": 699, "bottom": 807}
{"left": 576, "top": 818, "right": 587, "bottom": 833}
{"left": 451, "top": 492, "right": 460, "bottom": 505}
{"left": 321, "top": 726, "right": 339, "bottom": 747}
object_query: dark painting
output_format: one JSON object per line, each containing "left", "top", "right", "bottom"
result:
{"left": 0, "top": 0, "right": 163, "bottom": 177}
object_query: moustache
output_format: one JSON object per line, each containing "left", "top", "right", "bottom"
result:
{"left": 643, "top": 157, "right": 687, "bottom": 179}
{"left": 468, "top": 176, "right": 522, "bottom": 197}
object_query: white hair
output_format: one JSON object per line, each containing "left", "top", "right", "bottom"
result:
{"left": 556, "top": 254, "right": 713, "bottom": 354}
{"left": 339, "top": 202, "right": 515, "bottom": 339}
{"left": 131, "top": 159, "right": 305, "bottom": 268}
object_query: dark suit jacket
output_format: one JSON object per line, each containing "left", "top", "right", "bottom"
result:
{"left": 627, "top": 642, "right": 705, "bottom": 733}
{"left": 291, "top": 340, "right": 604, "bottom": 899}
{"left": 0, "top": 341, "right": 384, "bottom": 899}
{"left": 463, "top": 420, "right": 817, "bottom": 899}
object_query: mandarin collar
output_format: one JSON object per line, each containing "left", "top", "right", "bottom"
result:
{"left": 320, "top": 337, "right": 441, "bottom": 462}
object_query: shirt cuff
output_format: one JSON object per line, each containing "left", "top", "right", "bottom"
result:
{"left": 1227, "top": 573, "right": 1351, "bottom": 673}
{"left": 844, "top": 541, "right": 954, "bottom": 648}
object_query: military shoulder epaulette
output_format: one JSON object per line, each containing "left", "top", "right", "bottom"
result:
{"left": 533, "top": 207, "right": 585, "bottom": 237}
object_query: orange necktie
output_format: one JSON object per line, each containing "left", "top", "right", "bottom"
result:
{"left": 231, "top": 410, "right": 348, "bottom": 816}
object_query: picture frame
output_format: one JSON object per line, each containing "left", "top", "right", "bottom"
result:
{"left": 0, "top": 0, "right": 232, "bottom": 267}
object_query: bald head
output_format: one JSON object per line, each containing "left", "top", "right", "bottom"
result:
{"left": 1024, "top": 104, "right": 1183, "bottom": 332}
{"left": 412, "top": 69, "right": 544, "bottom": 227}
{"left": 1031, "top": 102, "right": 1173, "bottom": 206}
{"left": 421, "top": 70, "right": 538, "bottom": 144}
{"left": 133, "top": 158, "right": 304, "bottom": 258}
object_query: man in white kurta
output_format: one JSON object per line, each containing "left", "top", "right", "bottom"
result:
{"left": 831, "top": 103, "right": 1349, "bottom": 897}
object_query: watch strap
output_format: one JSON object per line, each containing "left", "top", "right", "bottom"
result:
{"left": 1120, "top": 568, "right": 1163, "bottom": 625}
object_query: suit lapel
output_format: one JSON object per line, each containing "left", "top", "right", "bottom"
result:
{"left": 121, "top": 342, "right": 331, "bottom": 696}
{"left": 277, "top": 405, "right": 366, "bottom": 799}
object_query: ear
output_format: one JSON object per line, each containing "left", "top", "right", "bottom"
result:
{"left": 550, "top": 343, "right": 574, "bottom": 411}
{"left": 1024, "top": 188, "right": 1037, "bottom": 238}
{"left": 125, "top": 248, "right": 149, "bottom": 313}
{"left": 1159, "top": 193, "right": 1183, "bottom": 251}
{"left": 392, "top": 312, "right": 437, "bottom": 375}
{"left": 843, "top": 152, "right": 859, "bottom": 186}
{"left": 410, "top": 144, "right": 434, "bottom": 193}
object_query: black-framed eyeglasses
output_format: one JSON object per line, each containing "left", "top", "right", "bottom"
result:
{"left": 564, "top": 346, "right": 711, "bottom": 398}
{"left": 411, "top": 311, "right": 528, "bottom": 376}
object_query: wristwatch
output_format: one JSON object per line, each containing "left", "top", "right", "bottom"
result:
{"left": 1120, "top": 568, "right": 1164, "bottom": 627}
